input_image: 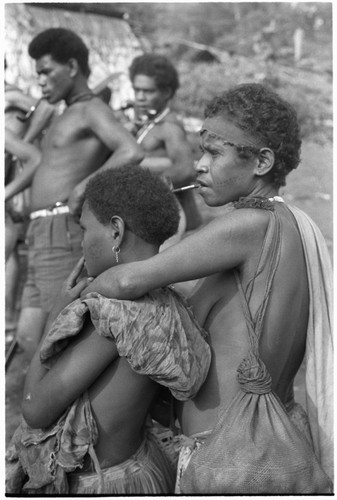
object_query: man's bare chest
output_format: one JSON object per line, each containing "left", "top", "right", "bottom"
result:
{"left": 138, "top": 126, "right": 165, "bottom": 154}
{"left": 45, "top": 111, "right": 95, "bottom": 149}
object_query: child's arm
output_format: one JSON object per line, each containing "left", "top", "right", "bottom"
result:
{"left": 22, "top": 327, "right": 118, "bottom": 429}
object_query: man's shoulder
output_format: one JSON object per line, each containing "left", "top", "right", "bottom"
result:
{"left": 160, "top": 111, "right": 185, "bottom": 129}
{"left": 60, "top": 96, "right": 118, "bottom": 126}
{"left": 154, "top": 112, "right": 186, "bottom": 140}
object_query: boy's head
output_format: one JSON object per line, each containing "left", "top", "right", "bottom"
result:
{"left": 83, "top": 165, "right": 179, "bottom": 247}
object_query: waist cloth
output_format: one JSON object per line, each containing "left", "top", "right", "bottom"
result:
{"left": 67, "top": 426, "right": 175, "bottom": 494}
{"left": 6, "top": 288, "right": 211, "bottom": 494}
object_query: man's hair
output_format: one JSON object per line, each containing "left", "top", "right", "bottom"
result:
{"left": 28, "top": 28, "right": 90, "bottom": 78}
{"left": 204, "top": 83, "right": 302, "bottom": 188}
{"left": 84, "top": 165, "right": 179, "bottom": 246}
{"left": 129, "top": 53, "right": 179, "bottom": 97}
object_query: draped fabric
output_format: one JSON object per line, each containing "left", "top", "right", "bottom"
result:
{"left": 288, "top": 205, "right": 333, "bottom": 481}
{"left": 42, "top": 288, "right": 211, "bottom": 400}
{"left": 6, "top": 287, "right": 211, "bottom": 493}
{"left": 6, "top": 393, "right": 99, "bottom": 494}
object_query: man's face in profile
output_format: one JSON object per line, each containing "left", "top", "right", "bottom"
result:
{"left": 35, "top": 55, "right": 73, "bottom": 104}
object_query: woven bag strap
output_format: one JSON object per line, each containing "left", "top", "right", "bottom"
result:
{"left": 234, "top": 210, "right": 282, "bottom": 355}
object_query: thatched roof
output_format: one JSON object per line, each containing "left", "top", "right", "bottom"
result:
{"left": 26, "top": 3, "right": 128, "bottom": 20}
{"left": 5, "top": 3, "right": 142, "bottom": 108}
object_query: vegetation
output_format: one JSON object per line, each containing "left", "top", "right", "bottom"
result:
{"left": 119, "top": 2, "right": 332, "bottom": 144}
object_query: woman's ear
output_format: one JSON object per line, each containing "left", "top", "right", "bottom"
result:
{"left": 110, "top": 215, "right": 125, "bottom": 247}
{"left": 254, "top": 148, "right": 275, "bottom": 177}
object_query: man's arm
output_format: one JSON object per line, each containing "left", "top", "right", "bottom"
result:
{"left": 5, "top": 89, "right": 55, "bottom": 143}
{"left": 22, "top": 327, "right": 118, "bottom": 429}
{"left": 5, "top": 88, "right": 37, "bottom": 113}
{"left": 68, "top": 99, "right": 144, "bottom": 215}
{"left": 140, "top": 121, "right": 195, "bottom": 188}
{"left": 5, "top": 128, "right": 42, "bottom": 200}
{"left": 22, "top": 99, "right": 56, "bottom": 143}
{"left": 88, "top": 99, "right": 144, "bottom": 168}
{"left": 140, "top": 156, "right": 173, "bottom": 174}
{"left": 83, "top": 208, "right": 270, "bottom": 300}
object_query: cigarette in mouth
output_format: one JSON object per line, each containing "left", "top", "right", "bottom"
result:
{"left": 172, "top": 184, "right": 199, "bottom": 193}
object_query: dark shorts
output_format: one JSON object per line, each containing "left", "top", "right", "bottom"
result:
{"left": 21, "top": 213, "right": 83, "bottom": 313}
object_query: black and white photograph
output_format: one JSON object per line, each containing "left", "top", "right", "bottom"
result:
{"left": 4, "top": 1, "right": 333, "bottom": 495}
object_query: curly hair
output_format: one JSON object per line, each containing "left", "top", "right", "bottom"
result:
{"left": 129, "top": 53, "right": 179, "bottom": 97}
{"left": 84, "top": 166, "right": 180, "bottom": 246}
{"left": 204, "top": 83, "right": 302, "bottom": 188}
{"left": 28, "top": 28, "right": 90, "bottom": 78}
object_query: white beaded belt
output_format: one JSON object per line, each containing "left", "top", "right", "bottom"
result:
{"left": 30, "top": 204, "right": 70, "bottom": 220}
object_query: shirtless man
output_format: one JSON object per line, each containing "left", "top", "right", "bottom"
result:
{"left": 125, "top": 53, "right": 200, "bottom": 235}
{"left": 82, "top": 83, "right": 333, "bottom": 492}
{"left": 15, "top": 28, "right": 143, "bottom": 359}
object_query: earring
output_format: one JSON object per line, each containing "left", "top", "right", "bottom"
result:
{"left": 112, "top": 245, "right": 120, "bottom": 263}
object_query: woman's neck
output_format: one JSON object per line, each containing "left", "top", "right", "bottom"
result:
{"left": 122, "top": 242, "right": 159, "bottom": 265}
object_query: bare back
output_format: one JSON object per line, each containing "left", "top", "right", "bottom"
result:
{"left": 31, "top": 98, "right": 110, "bottom": 210}
{"left": 83, "top": 321, "right": 158, "bottom": 468}
{"left": 177, "top": 202, "right": 309, "bottom": 435}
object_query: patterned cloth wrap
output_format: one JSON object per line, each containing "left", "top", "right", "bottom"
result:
{"left": 6, "top": 288, "right": 211, "bottom": 494}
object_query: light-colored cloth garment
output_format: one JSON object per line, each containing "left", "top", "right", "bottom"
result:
{"left": 288, "top": 205, "right": 333, "bottom": 481}
{"left": 6, "top": 288, "right": 211, "bottom": 494}
{"left": 42, "top": 288, "right": 211, "bottom": 401}
{"left": 175, "top": 430, "right": 212, "bottom": 493}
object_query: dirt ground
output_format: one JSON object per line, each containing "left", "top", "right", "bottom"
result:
{"left": 5, "top": 139, "right": 333, "bottom": 449}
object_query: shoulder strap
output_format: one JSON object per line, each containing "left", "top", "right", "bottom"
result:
{"left": 244, "top": 209, "right": 278, "bottom": 304}
{"left": 234, "top": 209, "right": 282, "bottom": 354}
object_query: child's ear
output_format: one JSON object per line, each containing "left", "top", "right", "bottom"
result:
{"left": 110, "top": 216, "right": 125, "bottom": 245}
